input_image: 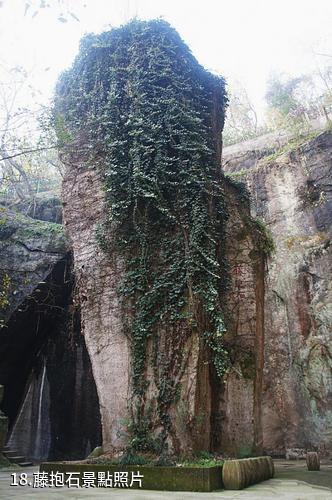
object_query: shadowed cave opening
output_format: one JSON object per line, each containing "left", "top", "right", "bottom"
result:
{"left": 0, "top": 255, "right": 101, "bottom": 461}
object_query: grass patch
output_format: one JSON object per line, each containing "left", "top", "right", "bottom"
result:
{"left": 261, "top": 130, "right": 321, "bottom": 164}
{"left": 87, "top": 451, "right": 224, "bottom": 468}
{"left": 226, "top": 169, "right": 250, "bottom": 179}
{"left": 181, "top": 458, "right": 224, "bottom": 468}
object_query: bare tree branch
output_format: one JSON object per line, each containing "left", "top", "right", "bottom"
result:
{"left": 0, "top": 145, "right": 59, "bottom": 162}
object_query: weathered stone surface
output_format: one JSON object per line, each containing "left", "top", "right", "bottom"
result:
{"left": 59, "top": 20, "right": 266, "bottom": 458}
{"left": 223, "top": 130, "right": 332, "bottom": 456}
{"left": 0, "top": 208, "right": 101, "bottom": 461}
{"left": 0, "top": 209, "right": 66, "bottom": 462}
{"left": 0, "top": 206, "right": 66, "bottom": 324}
{"left": 62, "top": 163, "right": 134, "bottom": 453}
{"left": 5, "top": 270, "right": 102, "bottom": 461}
{"left": 216, "top": 183, "right": 266, "bottom": 457}
{"left": 62, "top": 159, "right": 265, "bottom": 456}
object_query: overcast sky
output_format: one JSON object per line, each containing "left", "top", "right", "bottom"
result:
{"left": 0, "top": 0, "right": 331, "bottom": 120}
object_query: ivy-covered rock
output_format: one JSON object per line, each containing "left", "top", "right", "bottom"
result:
{"left": 57, "top": 19, "right": 228, "bottom": 428}
{"left": 59, "top": 20, "right": 267, "bottom": 457}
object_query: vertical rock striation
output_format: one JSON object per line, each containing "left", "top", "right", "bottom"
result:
{"left": 62, "top": 159, "right": 267, "bottom": 456}
{"left": 223, "top": 130, "right": 332, "bottom": 456}
{"left": 62, "top": 165, "right": 129, "bottom": 453}
{"left": 59, "top": 20, "right": 268, "bottom": 456}
{"left": 0, "top": 208, "right": 101, "bottom": 461}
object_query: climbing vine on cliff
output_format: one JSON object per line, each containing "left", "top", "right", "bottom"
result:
{"left": 55, "top": 19, "right": 229, "bottom": 437}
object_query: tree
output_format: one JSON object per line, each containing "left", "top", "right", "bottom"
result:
{"left": 223, "top": 81, "right": 267, "bottom": 146}
{"left": 265, "top": 71, "right": 332, "bottom": 132}
{"left": 0, "top": 62, "right": 62, "bottom": 205}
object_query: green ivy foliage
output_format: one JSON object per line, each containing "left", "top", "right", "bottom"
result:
{"left": 55, "top": 19, "right": 229, "bottom": 425}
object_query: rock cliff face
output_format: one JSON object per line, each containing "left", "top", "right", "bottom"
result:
{"left": 0, "top": 207, "right": 101, "bottom": 461}
{"left": 62, "top": 159, "right": 266, "bottom": 457}
{"left": 6, "top": 192, "right": 63, "bottom": 224}
{"left": 57, "top": 20, "right": 332, "bottom": 460}
{"left": 223, "top": 130, "right": 332, "bottom": 456}
{"left": 58, "top": 19, "right": 273, "bottom": 458}
{"left": 57, "top": 18, "right": 273, "bottom": 458}
{"left": 62, "top": 165, "right": 128, "bottom": 454}
{"left": 0, "top": 207, "right": 66, "bottom": 324}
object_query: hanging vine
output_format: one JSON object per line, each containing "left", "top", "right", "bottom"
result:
{"left": 55, "top": 19, "right": 230, "bottom": 438}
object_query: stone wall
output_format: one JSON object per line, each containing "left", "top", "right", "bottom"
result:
{"left": 0, "top": 207, "right": 66, "bottom": 324}
{"left": 219, "top": 183, "right": 265, "bottom": 457}
{"left": 62, "top": 164, "right": 130, "bottom": 454}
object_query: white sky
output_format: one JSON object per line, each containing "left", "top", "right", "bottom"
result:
{"left": 0, "top": 0, "right": 332, "bottom": 121}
